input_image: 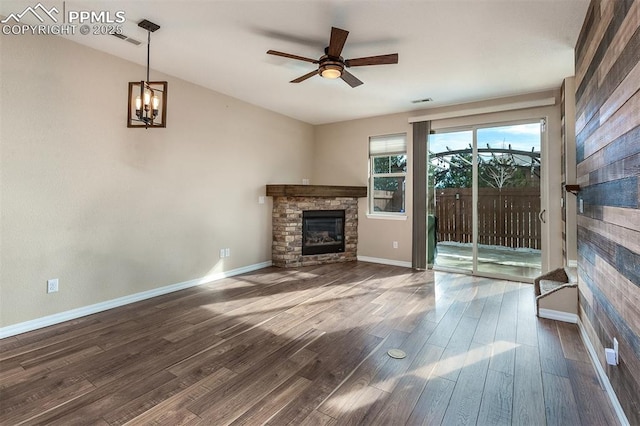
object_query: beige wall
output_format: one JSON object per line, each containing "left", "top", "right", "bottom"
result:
{"left": 313, "top": 91, "right": 564, "bottom": 270}
{"left": 562, "top": 77, "right": 578, "bottom": 265}
{"left": 313, "top": 113, "right": 413, "bottom": 263}
{"left": 0, "top": 34, "right": 314, "bottom": 327}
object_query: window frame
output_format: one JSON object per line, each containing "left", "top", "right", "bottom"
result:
{"left": 368, "top": 133, "right": 408, "bottom": 217}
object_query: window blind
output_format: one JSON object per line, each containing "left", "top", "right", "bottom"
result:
{"left": 369, "top": 133, "right": 406, "bottom": 155}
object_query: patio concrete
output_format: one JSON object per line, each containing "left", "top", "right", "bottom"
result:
{"left": 433, "top": 241, "right": 542, "bottom": 279}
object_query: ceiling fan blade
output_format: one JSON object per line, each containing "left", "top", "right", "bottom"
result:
{"left": 345, "top": 53, "right": 399, "bottom": 67}
{"left": 340, "top": 69, "right": 363, "bottom": 88}
{"left": 267, "top": 50, "right": 318, "bottom": 64}
{"left": 291, "top": 69, "right": 318, "bottom": 83}
{"left": 327, "top": 27, "right": 349, "bottom": 57}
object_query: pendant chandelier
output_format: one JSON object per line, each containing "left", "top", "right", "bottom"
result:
{"left": 127, "top": 19, "right": 167, "bottom": 128}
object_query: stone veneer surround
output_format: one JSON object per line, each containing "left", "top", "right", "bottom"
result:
{"left": 271, "top": 196, "right": 359, "bottom": 268}
{"left": 267, "top": 185, "right": 367, "bottom": 268}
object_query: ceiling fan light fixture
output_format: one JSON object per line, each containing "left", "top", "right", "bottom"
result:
{"left": 267, "top": 27, "right": 398, "bottom": 87}
{"left": 319, "top": 63, "right": 342, "bottom": 79}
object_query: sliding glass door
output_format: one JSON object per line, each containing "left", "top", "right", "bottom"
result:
{"left": 476, "top": 124, "right": 542, "bottom": 278}
{"left": 428, "top": 130, "right": 474, "bottom": 272}
{"left": 427, "top": 121, "right": 543, "bottom": 280}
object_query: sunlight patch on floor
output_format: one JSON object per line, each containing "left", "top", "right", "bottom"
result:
{"left": 321, "top": 339, "right": 520, "bottom": 416}
{"left": 322, "top": 380, "right": 387, "bottom": 414}
{"left": 411, "top": 340, "right": 519, "bottom": 379}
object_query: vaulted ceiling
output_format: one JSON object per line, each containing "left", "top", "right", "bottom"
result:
{"left": 1, "top": 0, "right": 590, "bottom": 124}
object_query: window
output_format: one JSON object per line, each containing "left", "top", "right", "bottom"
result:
{"left": 369, "top": 133, "right": 407, "bottom": 214}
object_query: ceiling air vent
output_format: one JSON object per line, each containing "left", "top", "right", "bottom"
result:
{"left": 111, "top": 33, "right": 142, "bottom": 46}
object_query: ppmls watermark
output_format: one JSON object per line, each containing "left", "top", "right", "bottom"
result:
{"left": 1, "top": 2, "right": 126, "bottom": 36}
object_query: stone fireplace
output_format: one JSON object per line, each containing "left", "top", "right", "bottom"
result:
{"left": 266, "top": 185, "right": 367, "bottom": 268}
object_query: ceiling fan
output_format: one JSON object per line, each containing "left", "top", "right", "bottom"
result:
{"left": 267, "top": 27, "right": 398, "bottom": 88}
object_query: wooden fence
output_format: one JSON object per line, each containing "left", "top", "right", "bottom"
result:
{"left": 434, "top": 187, "right": 541, "bottom": 250}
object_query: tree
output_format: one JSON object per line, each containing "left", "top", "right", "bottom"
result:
{"left": 432, "top": 153, "right": 473, "bottom": 189}
{"left": 478, "top": 153, "right": 528, "bottom": 189}
{"left": 373, "top": 154, "right": 406, "bottom": 192}
{"left": 429, "top": 149, "right": 537, "bottom": 190}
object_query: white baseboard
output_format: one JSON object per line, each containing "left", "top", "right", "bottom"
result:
{"left": 357, "top": 256, "right": 412, "bottom": 268}
{"left": 0, "top": 261, "right": 272, "bottom": 339}
{"left": 577, "top": 319, "right": 630, "bottom": 426}
{"left": 538, "top": 309, "right": 578, "bottom": 323}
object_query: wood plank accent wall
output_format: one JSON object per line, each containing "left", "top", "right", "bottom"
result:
{"left": 575, "top": 0, "right": 640, "bottom": 422}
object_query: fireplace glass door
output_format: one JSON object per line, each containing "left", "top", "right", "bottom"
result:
{"left": 302, "top": 210, "right": 345, "bottom": 255}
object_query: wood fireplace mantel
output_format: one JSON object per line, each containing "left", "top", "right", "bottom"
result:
{"left": 266, "top": 184, "right": 367, "bottom": 198}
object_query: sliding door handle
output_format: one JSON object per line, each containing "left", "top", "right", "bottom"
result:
{"left": 538, "top": 209, "right": 546, "bottom": 224}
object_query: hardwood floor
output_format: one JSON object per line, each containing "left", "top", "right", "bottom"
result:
{"left": 0, "top": 262, "right": 619, "bottom": 425}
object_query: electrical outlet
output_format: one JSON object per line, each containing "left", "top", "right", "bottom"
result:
{"left": 302, "top": 178, "right": 310, "bottom": 185}
{"left": 258, "top": 196, "right": 265, "bottom": 204}
{"left": 393, "top": 241, "right": 398, "bottom": 249}
{"left": 219, "top": 249, "right": 225, "bottom": 258}
{"left": 605, "top": 337, "right": 620, "bottom": 365}
{"left": 225, "top": 248, "right": 231, "bottom": 257}
{"left": 47, "top": 278, "right": 59, "bottom": 293}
